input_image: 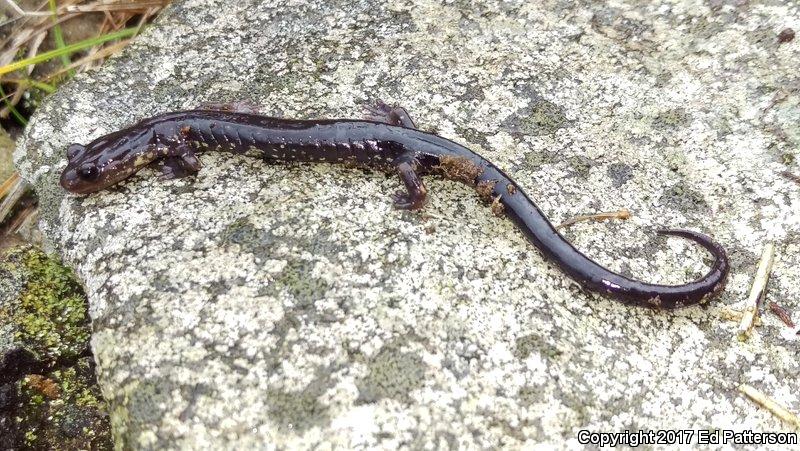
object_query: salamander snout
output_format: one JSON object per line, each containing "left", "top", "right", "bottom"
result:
{"left": 60, "top": 162, "right": 101, "bottom": 194}
{"left": 61, "top": 142, "right": 113, "bottom": 194}
{"left": 61, "top": 143, "right": 96, "bottom": 193}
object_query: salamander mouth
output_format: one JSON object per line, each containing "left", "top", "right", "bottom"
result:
{"left": 60, "top": 167, "right": 97, "bottom": 194}
{"left": 60, "top": 163, "right": 146, "bottom": 194}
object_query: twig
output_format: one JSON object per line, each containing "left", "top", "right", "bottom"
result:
{"left": 768, "top": 302, "right": 795, "bottom": 328}
{"left": 0, "top": 12, "right": 74, "bottom": 66}
{"left": 5, "top": 205, "right": 37, "bottom": 236}
{"left": 556, "top": 208, "right": 631, "bottom": 229}
{"left": 0, "top": 172, "right": 20, "bottom": 199}
{"left": 0, "top": 0, "right": 47, "bottom": 27}
{"left": 762, "top": 90, "right": 789, "bottom": 114}
{"left": 0, "top": 176, "right": 27, "bottom": 226}
{"left": 738, "top": 384, "right": 800, "bottom": 429}
{"left": 58, "top": 1, "right": 168, "bottom": 13}
{"left": 0, "top": 26, "right": 140, "bottom": 76}
{"left": 738, "top": 243, "right": 775, "bottom": 340}
{"left": 41, "top": 39, "right": 130, "bottom": 80}
{"left": 781, "top": 171, "right": 800, "bottom": 186}
{"left": 719, "top": 307, "right": 762, "bottom": 325}
{"left": 1, "top": 0, "right": 39, "bottom": 17}
{"left": 1, "top": 0, "right": 165, "bottom": 16}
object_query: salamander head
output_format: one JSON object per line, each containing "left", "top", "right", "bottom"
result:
{"left": 60, "top": 131, "right": 158, "bottom": 194}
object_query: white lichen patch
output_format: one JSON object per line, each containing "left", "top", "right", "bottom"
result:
{"left": 11, "top": 0, "right": 800, "bottom": 448}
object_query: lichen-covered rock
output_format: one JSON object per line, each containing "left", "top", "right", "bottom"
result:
{"left": 13, "top": 0, "right": 800, "bottom": 448}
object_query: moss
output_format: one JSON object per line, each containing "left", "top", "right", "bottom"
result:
{"left": 0, "top": 246, "right": 90, "bottom": 363}
{"left": 14, "top": 357, "right": 112, "bottom": 450}
{"left": 0, "top": 246, "right": 112, "bottom": 449}
{"left": 24, "top": 430, "right": 37, "bottom": 446}
{"left": 55, "top": 366, "right": 103, "bottom": 408}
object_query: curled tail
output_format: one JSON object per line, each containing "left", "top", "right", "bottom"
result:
{"left": 480, "top": 166, "right": 730, "bottom": 309}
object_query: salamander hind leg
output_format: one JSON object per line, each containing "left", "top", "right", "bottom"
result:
{"left": 363, "top": 100, "right": 418, "bottom": 129}
{"left": 180, "top": 153, "right": 203, "bottom": 172}
{"left": 392, "top": 155, "right": 427, "bottom": 210}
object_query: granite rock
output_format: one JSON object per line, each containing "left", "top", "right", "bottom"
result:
{"left": 14, "top": 0, "right": 800, "bottom": 448}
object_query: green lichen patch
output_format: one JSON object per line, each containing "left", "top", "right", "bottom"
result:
{"left": 455, "top": 125, "right": 490, "bottom": 150}
{"left": 523, "top": 150, "right": 559, "bottom": 168}
{"left": 265, "top": 384, "right": 329, "bottom": 433}
{"left": 0, "top": 246, "right": 90, "bottom": 363}
{"left": 120, "top": 377, "right": 175, "bottom": 434}
{"left": 652, "top": 107, "right": 690, "bottom": 129}
{"left": 517, "top": 385, "right": 541, "bottom": 405}
{"left": 607, "top": 162, "right": 634, "bottom": 188}
{"left": 514, "top": 334, "right": 562, "bottom": 360}
{"left": 658, "top": 181, "right": 708, "bottom": 212}
{"left": 662, "top": 148, "right": 688, "bottom": 171}
{"left": 515, "top": 99, "right": 569, "bottom": 136}
{"left": 356, "top": 342, "right": 427, "bottom": 404}
{"left": 221, "top": 217, "right": 271, "bottom": 249}
{"left": 273, "top": 258, "right": 332, "bottom": 302}
{"left": 567, "top": 155, "right": 594, "bottom": 179}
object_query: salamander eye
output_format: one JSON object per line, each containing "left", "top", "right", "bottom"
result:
{"left": 67, "top": 143, "right": 85, "bottom": 160}
{"left": 77, "top": 164, "right": 99, "bottom": 181}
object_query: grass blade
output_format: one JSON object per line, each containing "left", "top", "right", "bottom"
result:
{"left": 0, "top": 84, "right": 27, "bottom": 126}
{"left": 48, "top": 0, "right": 74, "bottom": 74}
{"left": 26, "top": 78, "right": 56, "bottom": 93}
{"left": 0, "top": 27, "right": 139, "bottom": 76}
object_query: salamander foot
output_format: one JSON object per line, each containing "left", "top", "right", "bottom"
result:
{"left": 363, "top": 100, "right": 418, "bottom": 129}
{"left": 392, "top": 156, "right": 427, "bottom": 210}
{"left": 155, "top": 154, "right": 202, "bottom": 181}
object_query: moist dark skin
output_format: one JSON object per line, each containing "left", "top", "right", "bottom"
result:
{"left": 61, "top": 101, "right": 729, "bottom": 309}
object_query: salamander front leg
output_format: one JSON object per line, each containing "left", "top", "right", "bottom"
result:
{"left": 363, "top": 100, "right": 418, "bottom": 129}
{"left": 154, "top": 144, "right": 203, "bottom": 181}
{"left": 393, "top": 156, "right": 427, "bottom": 210}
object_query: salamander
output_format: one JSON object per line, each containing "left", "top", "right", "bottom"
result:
{"left": 60, "top": 101, "right": 729, "bottom": 309}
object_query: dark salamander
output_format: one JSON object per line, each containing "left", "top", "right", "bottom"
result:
{"left": 61, "top": 101, "right": 729, "bottom": 309}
